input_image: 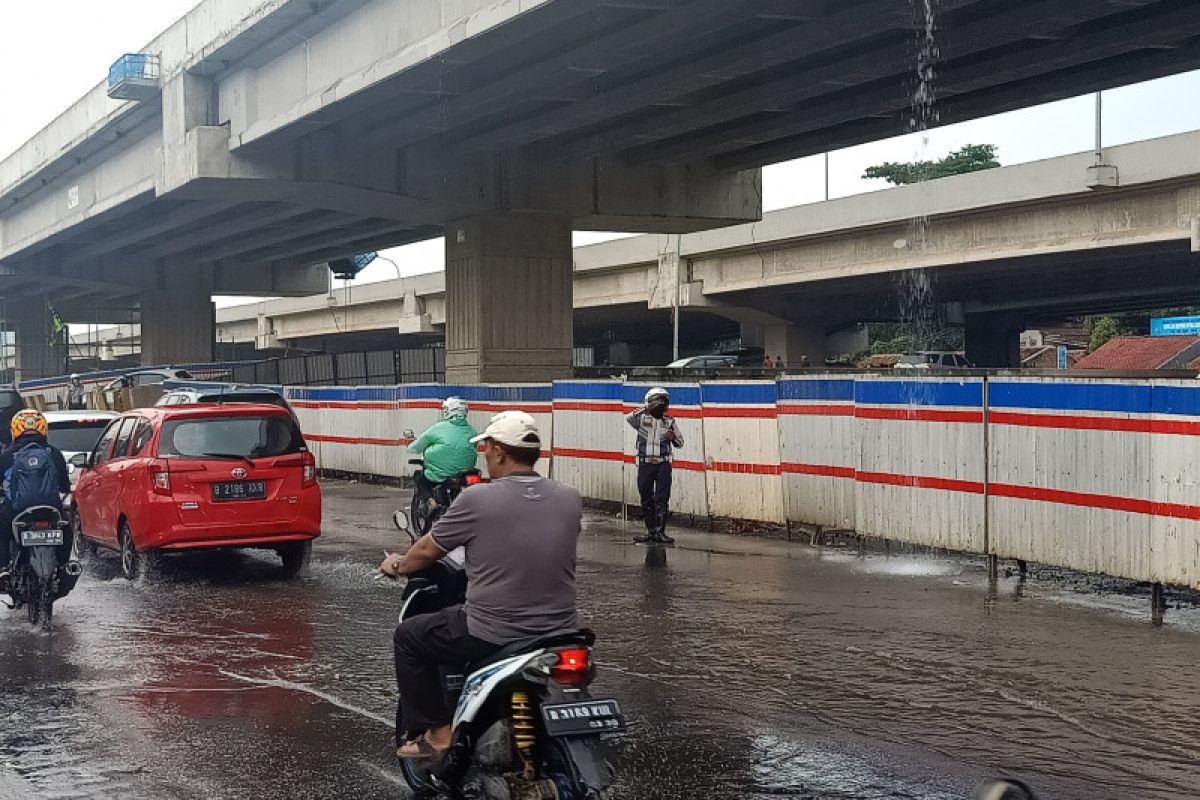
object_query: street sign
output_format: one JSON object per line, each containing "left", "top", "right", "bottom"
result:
{"left": 1151, "top": 316, "right": 1200, "bottom": 336}
{"left": 1057, "top": 345, "right": 1067, "bottom": 370}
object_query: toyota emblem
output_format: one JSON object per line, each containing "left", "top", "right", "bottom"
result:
{"left": 231, "top": 467, "right": 248, "bottom": 479}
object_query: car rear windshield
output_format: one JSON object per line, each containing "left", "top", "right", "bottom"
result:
{"left": 159, "top": 415, "right": 304, "bottom": 459}
{"left": 47, "top": 421, "right": 113, "bottom": 453}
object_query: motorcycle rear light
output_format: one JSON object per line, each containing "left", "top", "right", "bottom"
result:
{"left": 465, "top": 474, "right": 482, "bottom": 486}
{"left": 34, "top": 520, "right": 49, "bottom": 529}
{"left": 550, "top": 648, "right": 590, "bottom": 686}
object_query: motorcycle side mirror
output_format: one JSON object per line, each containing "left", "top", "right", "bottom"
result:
{"left": 403, "top": 429, "right": 415, "bottom": 440}
{"left": 392, "top": 510, "right": 416, "bottom": 543}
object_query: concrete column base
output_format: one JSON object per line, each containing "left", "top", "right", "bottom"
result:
{"left": 8, "top": 302, "right": 65, "bottom": 382}
{"left": 444, "top": 213, "right": 573, "bottom": 384}
{"left": 141, "top": 290, "right": 215, "bottom": 366}
{"left": 741, "top": 322, "right": 825, "bottom": 368}
{"left": 965, "top": 312, "right": 1023, "bottom": 368}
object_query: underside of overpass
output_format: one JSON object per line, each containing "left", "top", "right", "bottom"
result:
{"left": 4, "top": 0, "right": 1200, "bottom": 379}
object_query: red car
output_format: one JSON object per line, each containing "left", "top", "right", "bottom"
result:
{"left": 73, "top": 404, "right": 320, "bottom": 580}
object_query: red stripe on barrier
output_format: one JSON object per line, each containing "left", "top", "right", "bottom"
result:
{"left": 855, "top": 470, "right": 985, "bottom": 495}
{"left": 553, "top": 448, "right": 625, "bottom": 462}
{"left": 781, "top": 462, "right": 856, "bottom": 479}
{"left": 701, "top": 407, "right": 777, "bottom": 419}
{"left": 292, "top": 401, "right": 397, "bottom": 410}
{"left": 989, "top": 483, "right": 1200, "bottom": 520}
{"left": 554, "top": 401, "right": 624, "bottom": 412}
{"left": 778, "top": 404, "right": 856, "bottom": 417}
{"left": 991, "top": 411, "right": 1200, "bottom": 436}
{"left": 306, "top": 434, "right": 412, "bottom": 446}
{"left": 708, "top": 460, "right": 781, "bottom": 475}
{"left": 855, "top": 407, "right": 983, "bottom": 424}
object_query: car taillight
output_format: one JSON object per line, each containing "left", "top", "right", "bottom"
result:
{"left": 302, "top": 452, "right": 317, "bottom": 487}
{"left": 550, "top": 648, "right": 590, "bottom": 686}
{"left": 150, "top": 462, "right": 171, "bottom": 495}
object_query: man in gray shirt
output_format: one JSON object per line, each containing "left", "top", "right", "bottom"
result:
{"left": 380, "top": 410, "right": 582, "bottom": 760}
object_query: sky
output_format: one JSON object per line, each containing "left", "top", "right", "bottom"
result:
{"left": 3, "top": 1, "right": 1200, "bottom": 303}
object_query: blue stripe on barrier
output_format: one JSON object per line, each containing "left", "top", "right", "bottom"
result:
{"left": 777, "top": 378, "right": 855, "bottom": 402}
{"left": 989, "top": 381, "right": 1200, "bottom": 416}
{"left": 553, "top": 382, "right": 625, "bottom": 401}
{"left": 623, "top": 384, "right": 703, "bottom": 406}
{"left": 855, "top": 379, "right": 982, "bottom": 407}
{"left": 399, "top": 384, "right": 553, "bottom": 403}
{"left": 699, "top": 382, "right": 776, "bottom": 405}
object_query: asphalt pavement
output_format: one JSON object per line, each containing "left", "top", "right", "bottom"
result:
{"left": 0, "top": 480, "right": 1197, "bottom": 799}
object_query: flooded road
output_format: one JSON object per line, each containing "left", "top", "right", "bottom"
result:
{"left": 2, "top": 481, "right": 1198, "bottom": 799}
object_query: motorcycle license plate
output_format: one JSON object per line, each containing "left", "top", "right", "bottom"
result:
{"left": 212, "top": 481, "right": 267, "bottom": 502}
{"left": 541, "top": 699, "right": 626, "bottom": 737}
{"left": 20, "top": 529, "right": 63, "bottom": 547}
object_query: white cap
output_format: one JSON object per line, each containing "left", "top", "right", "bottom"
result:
{"left": 470, "top": 410, "right": 542, "bottom": 449}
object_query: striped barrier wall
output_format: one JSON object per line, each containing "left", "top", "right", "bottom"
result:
{"left": 987, "top": 378, "right": 1200, "bottom": 588}
{"left": 854, "top": 376, "right": 987, "bottom": 553}
{"left": 700, "top": 382, "right": 783, "bottom": 523}
{"left": 777, "top": 377, "right": 857, "bottom": 530}
{"left": 240, "top": 374, "right": 1200, "bottom": 590}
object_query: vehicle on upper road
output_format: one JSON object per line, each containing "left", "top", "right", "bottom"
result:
{"left": 666, "top": 354, "right": 738, "bottom": 369}
{"left": 0, "top": 385, "right": 23, "bottom": 446}
{"left": 101, "top": 368, "right": 196, "bottom": 392}
{"left": 45, "top": 410, "right": 119, "bottom": 490}
{"left": 156, "top": 384, "right": 294, "bottom": 417}
{"left": 895, "top": 351, "right": 973, "bottom": 370}
{"left": 72, "top": 404, "right": 319, "bottom": 580}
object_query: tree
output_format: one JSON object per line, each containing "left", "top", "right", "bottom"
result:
{"left": 863, "top": 144, "right": 1000, "bottom": 186}
{"left": 1086, "top": 316, "right": 1122, "bottom": 352}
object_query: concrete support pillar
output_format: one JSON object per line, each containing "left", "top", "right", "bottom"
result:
{"left": 444, "top": 212, "right": 573, "bottom": 383}
{"left": 140, "top": 290, "right": 215, "bottom": 366}
{"left": 8, "top": 303, "right": 64, "bottom": 382}
{"left": 741, "top": 322, "right": 825, "bottom": 368}
{"left": 965, "top": 312, "right": 1023, "bottom": 368}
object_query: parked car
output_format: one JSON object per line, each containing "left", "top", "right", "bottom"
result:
{"left": 72, "top": 404, "right": 320, "bottom": 580}
{"left": 157, "top": 385, "right": 294, "bottom": 417}
{"left": 44, "top": 410, "right": 120, "bottom": 488}
{"left": 0, "top": 385, "right": 23, "bottom": 446}
{"left": 102, "top": 368, "right": 196, "bottom": 393}
{"left": 895, "top": 352, "right": 973, "bottom": 370}
{"left": 667, "top": 354, "right": 738, "bottom": 369}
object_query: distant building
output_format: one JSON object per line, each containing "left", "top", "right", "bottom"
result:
{"left": 1021, "top": 346, "right": 1084, "bottom": 369}
{"left": 1075, "top": 335, "right": 1200, "bottom": 370}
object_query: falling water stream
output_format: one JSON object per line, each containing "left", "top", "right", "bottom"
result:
{"left": 897, "top": 0, "right": 941, "bottom": 350}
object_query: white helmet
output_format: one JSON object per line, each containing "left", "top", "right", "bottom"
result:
{"left": 442, "top": 396, "right": 469, "bottom": 419}
{"left": 645, "top": 387, "right": 670, "bottom": 405}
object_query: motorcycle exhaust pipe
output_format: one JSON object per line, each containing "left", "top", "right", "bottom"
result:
{"left": 64, "top": 560, "right": 83, "bottom": 577}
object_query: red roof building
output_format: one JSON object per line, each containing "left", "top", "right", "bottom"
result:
{"left": 1075, "top": 335, "right": 1200, "bottom": 370}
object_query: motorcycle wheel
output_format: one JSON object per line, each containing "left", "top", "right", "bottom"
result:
{"left": 38, "top": 583, "right": 53, "bottom": 632}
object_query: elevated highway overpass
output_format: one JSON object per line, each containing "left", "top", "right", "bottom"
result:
{"left": 205, "top": 131, "right": 1200, "bottom": 366}
{"left": 6, "top": 0, "right": 1200, "bottom": 379}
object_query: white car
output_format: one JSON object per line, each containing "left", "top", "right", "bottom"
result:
{"left": 44, "top": 410, "right": 120, "bottom": 487}
{"left": 895, "top": 352, "right": 973, "bottom": 370}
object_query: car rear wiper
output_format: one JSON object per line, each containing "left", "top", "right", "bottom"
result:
{"left": 202, "top": 452, "right": 256, "bottom": 468}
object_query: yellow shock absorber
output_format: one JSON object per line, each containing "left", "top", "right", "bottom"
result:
{"left": 511, "top": 690, "right": 536, "bottom": 781}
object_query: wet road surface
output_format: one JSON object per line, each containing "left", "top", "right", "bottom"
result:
{"left": 2, "top": 480, "right": 1199, "bottom": 799}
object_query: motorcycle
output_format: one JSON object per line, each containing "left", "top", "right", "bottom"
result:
{"left": 394, "top": 430, "right": 484, "bottom": 537}
{"left": 7, "top": 504, "right": 80, "bottom": 631}
{"left": 392, "top": 520, "right": 623, "bottom": 799}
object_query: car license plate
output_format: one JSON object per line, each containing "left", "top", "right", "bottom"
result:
{"left": 20, "top": 529, "right": 63, "bottom": 547}
{"left": 212, "top": 480, "right": 267, "bottom": 502}
{"left": 541, "top": 699, "right": 626, "bottom": 737}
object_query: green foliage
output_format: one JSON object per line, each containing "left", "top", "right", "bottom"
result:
{"left": 863, "top": 144, "right": 1000, "bottom": 186}
{"left": 867, "top": 323, "right": 963, "bottom": 355}
{"left": 1087, "top": 317, "right": 1122, "bottom": 352}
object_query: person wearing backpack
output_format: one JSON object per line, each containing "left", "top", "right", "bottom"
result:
{"left": 0, "top": 410, "right": 71, "bottom": 588}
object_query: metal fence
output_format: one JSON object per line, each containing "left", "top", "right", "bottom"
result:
{"left": 230, "top": 347, "right": 445, "bottom": 386}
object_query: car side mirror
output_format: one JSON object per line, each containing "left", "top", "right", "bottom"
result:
{"left": 68, "top": 452, "right": 89, "bottom": 469}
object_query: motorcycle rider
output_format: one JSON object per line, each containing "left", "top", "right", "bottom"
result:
{"left": 66, "top": 374, "right": 87, "bottom": 410}
{"left": 407, "top": 396, "right": 478, "bottom": 518}
{"left": 0, "top": 410, "right": 72, "bottom": 589}
{"left": 379, "top": 410, "right": 582, "bottom": 760}
{"left": 626, "top": 387, "right": 684, "bottom": 545}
